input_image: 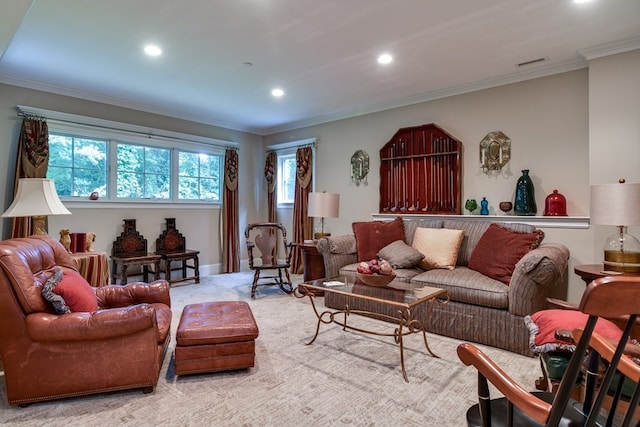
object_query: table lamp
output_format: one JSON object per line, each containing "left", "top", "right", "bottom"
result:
{"left": 308, "top": 192, "right": 340, "bottom": 240}
{"left": 590, "top": 180, "right": 640, "bottom": 273}
{"left": 2, "top": 178, "right": 71, "bottom": 235}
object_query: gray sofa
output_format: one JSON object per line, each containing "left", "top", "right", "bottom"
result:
{"left": 316, "top": 218, "right": 570, "bottom": 356}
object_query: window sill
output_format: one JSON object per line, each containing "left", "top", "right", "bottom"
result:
{"left": 62, "top": 200, "right": 220, "bottom": 210}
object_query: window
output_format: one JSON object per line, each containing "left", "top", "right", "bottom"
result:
{"left": 47, "top": 130, "right": 225, "bottom": 203}
{"left": 116, "top": 143, "right": 171, "bottom": 199}
{"left": 277, "top": 153, "right": 297, "bottom": 204}
{"left": 178, "top": 151, "right": 221, "bottom": 201}
{"left": 48, "top": 134, "right": 108, "bottom": 197}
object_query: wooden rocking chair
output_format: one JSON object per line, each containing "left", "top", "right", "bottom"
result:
{"left": 457, "top": 275, "right": 640, "bottom": 426}
{"left": 244, "top": 222, "right": 295, "bottom": 298}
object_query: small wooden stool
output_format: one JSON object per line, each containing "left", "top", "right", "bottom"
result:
{"left": 174, "top": 301, "right": 259, "bottom": 376}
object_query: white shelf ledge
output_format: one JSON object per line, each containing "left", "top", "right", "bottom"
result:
{"left": 370, "top": 213, "right": 590, "bottom": 229}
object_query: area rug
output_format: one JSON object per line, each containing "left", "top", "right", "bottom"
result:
{"left": 0, "top": 272, "right": 541, "bottom": 426}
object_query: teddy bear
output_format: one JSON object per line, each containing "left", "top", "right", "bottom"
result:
{"left": 85, "top": 232, "right": 96, "bottom": 252}
{"left": 59, "top": 229, "right": 71, "bottom": 253}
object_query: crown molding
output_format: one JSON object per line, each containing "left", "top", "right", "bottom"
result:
{"left": 578, "top": 35, "right": 640, "bottom": 61}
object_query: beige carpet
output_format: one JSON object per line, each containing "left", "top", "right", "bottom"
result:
{"left": 0, "top": 272, "right": 541, "bottom": 426}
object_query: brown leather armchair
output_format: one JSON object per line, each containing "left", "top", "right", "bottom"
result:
{"left": 0, "top": 235, "right": 172, "bottom": 406}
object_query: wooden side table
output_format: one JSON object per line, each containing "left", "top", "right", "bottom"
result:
{"left": 299, "top": 242, "right": 326, "bottom": 296}
{"left": 71, "top": 251, "right": 110, "bottom": 287}
{"left": 299, "top": 242, "right": 325, "bottom": 281}
{"left": 574, "top": 264, "right": 640, "bottom": 285}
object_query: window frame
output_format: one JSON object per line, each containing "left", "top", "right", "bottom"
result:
{"left": 30, "top": 106, "right": 236, "bottom": 209}
{"left": 267, "top": 138, "right": 317, "bottom": 209}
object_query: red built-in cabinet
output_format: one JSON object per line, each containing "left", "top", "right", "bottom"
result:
{"left": 379, "top": 123, "right": 462, "bottom": 214}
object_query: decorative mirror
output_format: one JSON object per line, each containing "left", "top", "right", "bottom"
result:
{"left": 350, "top": 149, "right": 369, "bottom": 186}
{"left": 479, "top": 131, "right": 510, "bottom": 174}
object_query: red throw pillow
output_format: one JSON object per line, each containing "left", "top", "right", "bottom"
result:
{"left": 468, "top": 223, "right": 544, "bottom": 284}
{"left": 52, "top": 270, "right": 98, "bottom": 312}
{"left": 352, "top": 216, "right": 405, "bottom": 262}
{"left": 525, "top": 309, "right": 623, "bottom": 353}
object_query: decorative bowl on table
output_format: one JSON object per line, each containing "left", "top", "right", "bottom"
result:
{"left": 356, "top": 273, "right": 396, "bottom": 287}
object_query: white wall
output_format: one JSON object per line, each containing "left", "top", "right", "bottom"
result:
{"left": 266, "top": 69, "right": 590, "bottom": 301}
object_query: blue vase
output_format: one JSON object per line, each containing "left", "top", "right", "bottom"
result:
{"left": 480, "top": 197, "right": 489, "bottom": 215}
{"left": 514, "top": 169, "right": 537, "bottom": 215}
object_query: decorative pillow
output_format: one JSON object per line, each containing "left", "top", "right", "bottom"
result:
{"left": 41, "top": 268, "right": 71, "bottom": 314}
{"left": 352, "top": 216, "right": 405, "bottom": 262}
{"left": 525, "top": 309, "right": 623, "bottom": 354}
{"left": 411, "top": 227, "right": 464, "bottom": 270}
{"left": 468, "top": 223, "right": 544, "bottom": 285}
{"left": 52, "top": 269, "right": 99, "bottom": 312}
{"left": 377, "top": 240, "right": 424, "bottom": 269}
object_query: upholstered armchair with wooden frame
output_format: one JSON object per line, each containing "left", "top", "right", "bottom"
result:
{"left": 457, "top": 275, "right": 640, "bottom": 426}
{"left": 244, "top": 222, "right": 295, "bottom": 298}
{"left": 0, "top": 235, "right": 172, "bottom": 406}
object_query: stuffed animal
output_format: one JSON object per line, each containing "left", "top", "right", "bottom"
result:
{"left": 59, "top": 229, "right": 71, "bottom": 253}
{"left": 85, "top": 232, "right": 96, "bottom": 252}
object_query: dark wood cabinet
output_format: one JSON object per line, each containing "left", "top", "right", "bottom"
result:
{"left": 379, "top": 123, "right": 462, "bottom": 215}
{"left": 299, "top": 242, "right": 325, "bottom": 281}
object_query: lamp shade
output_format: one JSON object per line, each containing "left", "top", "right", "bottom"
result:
{"left": 308, "top": 192, "right": 340, "bottom": 218}
{"left": 590, "top": 182, "right": 640, "bottom": 226}
{"left": 2, "top": 178, "right": 71, "bottom": 217}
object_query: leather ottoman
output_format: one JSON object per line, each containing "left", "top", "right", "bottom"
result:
{"left": 174, "top": 301, "right": 259, "bottom": 375}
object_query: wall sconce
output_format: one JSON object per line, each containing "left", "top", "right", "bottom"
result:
{"left": 479, "top": 131, "right": 511, "bottom": 174}
{"left": 351, "top": 149, "right": 369, "bottom": 186}
{"left": 2, "top": 178, "right": 71, "bottom": 235}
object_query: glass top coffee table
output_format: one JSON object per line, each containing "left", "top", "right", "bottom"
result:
{"left": 294, "top": 277, "right": 448, "bottom": 382}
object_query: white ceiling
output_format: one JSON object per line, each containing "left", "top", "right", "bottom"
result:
{"left": 1, "top": 0, "right": 639, "bottom": 135}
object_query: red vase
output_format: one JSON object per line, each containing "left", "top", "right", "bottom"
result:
{"left": 543, "top": 189, "right": 567, "bottom": 216}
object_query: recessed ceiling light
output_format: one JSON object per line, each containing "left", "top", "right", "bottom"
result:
{"left": 144, "top": 45, "right": 162, "bottom": 56}
{"left": 573, "top": 0, "right": 593, "bottom": 3}
{"left": 271, "top": 88, "right": 284, "bottom": 97}
{"left": 377, "top": 53, "right": 393, "bottom": 65}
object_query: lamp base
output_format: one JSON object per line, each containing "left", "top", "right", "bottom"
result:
{"left": 32, "top": 215, "right": 48, "bottom": 236}
{"left": 604, "top": 250, "right": 640, "bottom": 273}
{"left": 314, "top": 232, "right": 331, "bottom": 241}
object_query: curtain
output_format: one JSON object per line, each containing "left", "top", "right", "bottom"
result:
{"left": 290, "top": 146, "right": 313, "bottom": 274}
{"left": 264, "top": 151, "right": 277, "bottom": 223}
{"left": 221, "top": 148, "right": 240, "bottom": 272}
{"left": 10, "top": 118, "right": 50, "bottom": 238}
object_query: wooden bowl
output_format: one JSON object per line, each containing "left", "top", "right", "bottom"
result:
{"left": 356, "top": 272, "right": 396, "bottom": 287}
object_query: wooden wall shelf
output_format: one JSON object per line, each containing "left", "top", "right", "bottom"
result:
{"left": 379, "top": 123, "right": 462, "bottom": 215}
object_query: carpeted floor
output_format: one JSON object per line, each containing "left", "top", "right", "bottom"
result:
{"left": 0, "top": 272, "right": 542, "bottom": 426}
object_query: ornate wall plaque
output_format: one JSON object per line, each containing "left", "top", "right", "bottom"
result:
{"left": 351, "top": 149, "right": 369, "bottom": 186}
{"left": 479, "top": 131, "right": 510, "bottom": 173}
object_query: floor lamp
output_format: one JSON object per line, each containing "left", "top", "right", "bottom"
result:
{"left": 308, "top": 192, "right": 340, "bottom": 240}
{"left": 2, "top": 178, "right": 71, "bottom": 236}
{"left": 590, "top": 180, "right": 640, "bottom": 273}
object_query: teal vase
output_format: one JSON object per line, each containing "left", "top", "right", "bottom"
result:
{"left": 514, "top": 169, "right": 536, "bottom": 215}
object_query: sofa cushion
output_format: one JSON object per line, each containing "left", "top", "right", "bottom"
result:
{"left": 403, "top": 219, "right": 444, "bottom": 246}
{"left": 468, "top": 223, "right": 544, "bottom": 285}
{"left": 352, "top": 216, "right": 404, "bottom": 262}
{"left": 339, "top": 262, "right": 422, "bottom": 283}
{"left": 411, "top": 267, "right": 509, "bottom": 309}
{"left": 52, "top": 269, "right": 99, "bottom": 312}
{"left": 525, "top": 309, "right": 623, "bottom": 354}
{"left": 412, "top": 227, "right": 464, "bottom": 270}
{"left": 377, "top": 240, "right": 424, "bottom": 268}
